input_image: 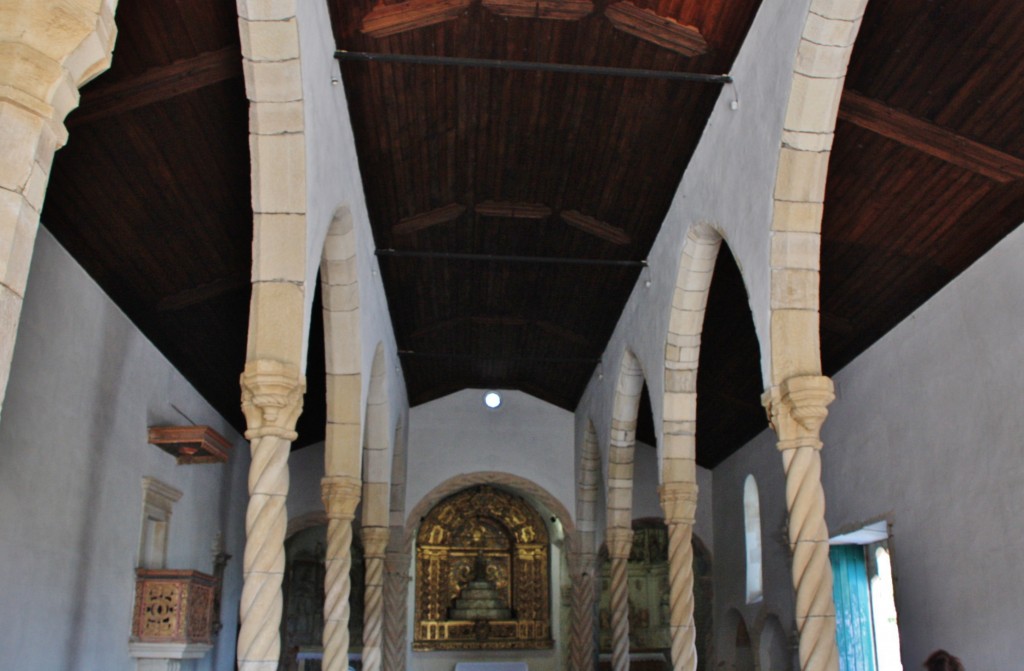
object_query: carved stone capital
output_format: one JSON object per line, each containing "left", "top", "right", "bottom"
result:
{"left": 240, "top": 359, "right": 305, "bottom": 440}
{"left": 321, "top": 475, "right": 361, "bottom": 519}
{"left": 659, "top": 481, "right": 698, "bottom": 525}
{"left": 362, "top": 526, "right": 390, "bottom": 558}
{"left": 604, "top": 527, "right": 634, "bottom": 560}
{"left": 762, "top": 375, "right": 834, "bottom": 445}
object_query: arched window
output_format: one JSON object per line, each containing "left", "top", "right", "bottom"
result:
{"left": 743, "top": 475, "right": 763, "bottom": 603}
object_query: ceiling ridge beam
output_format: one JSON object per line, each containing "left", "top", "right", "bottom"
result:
{"left": 605, "top": 1, "right": 709, "bottom": 57}
{"left": 482, "top": 0, "right": 592, "bottom": 20}
{"left": 361, "top": 0, "right": 472, "bottom": 38}
{"left": 69, "top": 46, "right": 243, "bottom": 127}
{"left": 839, "top": 90, "right": 1024, "bottom": 183}
{"left": 561, "top": 210, "right": 631, "bottom": 245}
{"left": 475, "top": 200, "right": 553, "bottom": 219}
{"left": 392, "top": 203, "right": 466, "bottom": 236}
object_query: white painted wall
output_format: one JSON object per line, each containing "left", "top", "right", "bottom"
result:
{"left": 0, "top": 228, "right": 251, "bottom": 671}
{"left": 575, "top": 0, "right": 814, "bottom": 482}
{"left": 712, "top": 223, "right": 1024, "bottom": 670}
{"left": 405, "top": 390, "right": 575, "bottom": 519}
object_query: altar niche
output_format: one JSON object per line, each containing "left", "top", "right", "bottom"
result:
{"left": 413, "top": 485, "right": 553, "bottom": 651}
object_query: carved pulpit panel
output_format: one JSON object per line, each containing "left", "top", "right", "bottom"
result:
{"left": 414, "top": 486, "right": 553, "bottom": 651}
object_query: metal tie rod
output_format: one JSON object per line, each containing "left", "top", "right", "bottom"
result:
{"left": 398, "top": 350, "right": 600, "bottom": 364}
{"left": 337, "top": 50, "right": 732, "bottom": 84}
{"left": 376, "top": 248, "right": 646, "bottom": 268}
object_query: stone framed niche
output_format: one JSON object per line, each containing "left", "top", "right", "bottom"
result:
{"left": 414, "top": 485, "right": 552, "bottom": 651}
{"left": 139, "top": 477, "right": 182, "bottom": 569}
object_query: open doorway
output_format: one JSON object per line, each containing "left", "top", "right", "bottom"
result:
{"left": 829, "top": 521, "right": 903, "bottom": 671}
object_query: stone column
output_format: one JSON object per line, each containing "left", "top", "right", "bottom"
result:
{"left": 0, "top": 0, "right": 117, "bottom": 422}
{"left": 605, "top": 527, "right": 634, "bottom": 671}
{"left": 659, "top": 482, "right": 699, "bottom": 671}
{"left": 567, "top": 546, "right": 599, "bottom": 671}
{"left": 237, "top": 360, "right": 305, "bottom": 671}
{"left": 321, "top": 475, "right": 361, "bottom": 671}
{"left": 763, "top": 376, "right": 838, "bottom": 671}
{"left": 361, "top": 526, "right": 389, "bottom": 671}
{"left": 382, "top": 549, "right": 410, "bottom": 671}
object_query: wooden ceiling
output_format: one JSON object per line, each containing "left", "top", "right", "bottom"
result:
{"left": 40, "top": 0, "right": 1024, "bottom": 468}
{"left": 329, "top": 0, "right": 762, "bottom": 420}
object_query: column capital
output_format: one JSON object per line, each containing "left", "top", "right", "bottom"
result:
{"left": 604, "top": 527, "right": 634, "bottom": 560}
{"left": 362, "top": 526, "right": 390, "bottom": 558}
{"left": 240, "top": 359, "right": 305, "bottom": 440}
{"left": 762, "top": 375, "right": 834, "bottom": 444}
{"left": 321, "top": 475, "right": 361, "bottom": 519}
{"left": 659, "top": 481, "right": 698, "bottom": 525}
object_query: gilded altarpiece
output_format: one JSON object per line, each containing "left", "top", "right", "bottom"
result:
{"left": 414, "top": 486, "right": 553, "bottom": 651}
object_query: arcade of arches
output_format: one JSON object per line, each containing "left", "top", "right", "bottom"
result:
{"left": 2, "top": 2, "right": 1023, "bottom": 671}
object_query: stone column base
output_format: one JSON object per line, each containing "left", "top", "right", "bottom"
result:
{"left": 129, "top": 641, "right": 213, "bottom": 671}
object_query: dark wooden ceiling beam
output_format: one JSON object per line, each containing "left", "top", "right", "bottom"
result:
{"left": 409, "top": 315, "right": 592, "bottom": 347}
{"left": 392, "top": 203, "right": 466, "bottom": 236}
{"left": 561, "top": 210, "right": 632, "bottom": 245}
{"left": 839, "top": 90, "right": 1024, "bottom": 183}
{"left": 605, "top": 2, "right": 709, "bottom": 58}
{"left": 155, "top": 275, "right": 249, "bottom": 312}
{"left": 475, "top": 200, "right": 553, "bottom": 219}
{"left": 69, "top": 46, "right": 242, "bottom": 127}
{"left": 361, "top": 0, "right": 472, "bottom": 38}
{"left": 482, "top": 0, "right": 592, "bottom": 20}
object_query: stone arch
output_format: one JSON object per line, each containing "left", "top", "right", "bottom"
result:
{"left": 768, "top": 0, "right": 872, "bottom": 386}
{"left": 404, "top": 471, "right": 575, "bottom": 553}
{"left": 724, "top": 609, "right": 755, "bottom": 671}
{"left": 662, "top": 222, "right": 722, "bottom": 484}
{"left": 607, "top": 349, "right": 645, "bottom": 532}
{"left": 361, "top": 342, "right": 390, "bottom": 530}
{"left": 577, "top": 419, "right": 602, "bottom": 547}
{"left": 287, "top": 510, "right": 328, "bottom": 540}
{"left": 758, "top": 614, "right": 793, "bottom": 671}
{"left": 321, "top": 204, "right": 363, "bottom": 479}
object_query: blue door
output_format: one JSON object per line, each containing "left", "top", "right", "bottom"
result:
{"left": 830, "top": 545, "right": 877, "bottom": 671}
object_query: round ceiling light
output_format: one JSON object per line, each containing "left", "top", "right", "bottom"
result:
{"left": 484, "top": 391, "right": 502, "bottom": 409}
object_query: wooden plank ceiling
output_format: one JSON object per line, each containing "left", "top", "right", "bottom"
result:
{"left": 328, "top": 0, "right": 762, "bottom": 444}
{"left": 40, "top": 0, "right": 1024, "bottom": 468}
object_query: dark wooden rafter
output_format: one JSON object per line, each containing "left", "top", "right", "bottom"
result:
{"left": 481, "top": 0, "right": 593, "bottom": 20}
{"left": 155, "top": 275, "right": 249, "bottom": 312}
{"left": 361, "top": 0, "right": 472, "bottom": 38}
{"left": 561, "top": 210, "right": 632, "bottom": 245}
{"left": 605, "top": 2, "right": 709, "bottom": 58}
{"left": 475, "top": 200, "right": 553, "bottom": 219}
{"left": 840, "top": 90, "right": 1024, "bottom": 183}
{"left": 69, "top": 46, "right": 243, "bottom": 127}
{"left": 392, "top": 203, "right": 466, "bottom": 236}
{"left": 410, "top": 315, "right": 591, "bottom": 347}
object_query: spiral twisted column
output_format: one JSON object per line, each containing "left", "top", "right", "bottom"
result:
{"left": 606, "top": 527, "right": 634, "bottom": 671}
{"left": 567, "top": 546, "right": 599, "bottom": 671}
{"left": 322, "top": 475, "right": 361, "bottom": 671}
{"left": 763, "top": 376, "right": 838, "bottom": 671}
{"left": 382, "top": 549, "right": 411, "bottom": 671}
{"left": 659, "top": 482, "right": 699, "bottom": 671}
{"left": 237, "top": 360, "right": 305, "bottom": 671}
{"left": 360, "top": 527, "right": 389, "bottom": 671}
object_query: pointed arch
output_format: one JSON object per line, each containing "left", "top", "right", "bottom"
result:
{"left": 662, "top": 222, "right": 722, "bottom": 482}
{"left": 321, "top": 204, "right": 363, "bottom": 478}
{"left": 361, "top": 343, "right": 390, "bottom": 529}
{"left": 768, "top": 0, "right": 872, "bottom": 386}
{"left": 607, "top": 349, "right": 645, "bottom": 531}
{"left": 403, "top": 471, "right": 575, "bottom": 551}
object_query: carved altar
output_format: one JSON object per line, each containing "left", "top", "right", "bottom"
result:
{"left": 414, "top": 486, "right": 552, "bottom": 651}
